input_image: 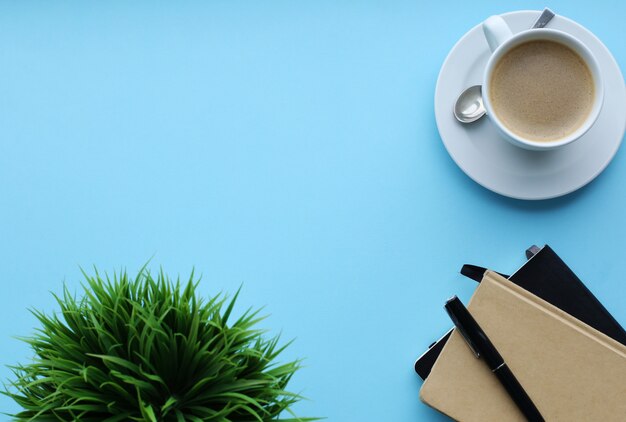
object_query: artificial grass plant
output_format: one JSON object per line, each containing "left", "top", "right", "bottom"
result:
{"left": 4, "top": 268, "right": 314, "bottom": 421}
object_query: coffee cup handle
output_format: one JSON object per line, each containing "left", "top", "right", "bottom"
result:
{"left": 483, "top": 15, "right": 513, "bottom": 53}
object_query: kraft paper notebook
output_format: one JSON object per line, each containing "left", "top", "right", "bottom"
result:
{"left": 419, "top": 271, "right": 626, "bottom": 421}
{"left": 415, "top": 245, "right": 626, "bottom": 380}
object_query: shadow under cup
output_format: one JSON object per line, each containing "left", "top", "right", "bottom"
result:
{"left": 482, "top": 29, "right": 604, "bottom": 151}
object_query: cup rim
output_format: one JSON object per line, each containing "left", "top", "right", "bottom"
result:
{"left": 482, "top": 28, "right": 604, "bottom": 150}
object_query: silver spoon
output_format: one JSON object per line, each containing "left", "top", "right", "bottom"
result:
{"left": 453, "top": 8, "right": 555, "bottom": 124}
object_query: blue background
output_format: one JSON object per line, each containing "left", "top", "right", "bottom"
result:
{"left": 1, "top": 1, "right": 625, "bottom": 420}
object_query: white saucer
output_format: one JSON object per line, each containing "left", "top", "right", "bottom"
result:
{"left": 435, "top": 10, "right": 626, "bottom": 200}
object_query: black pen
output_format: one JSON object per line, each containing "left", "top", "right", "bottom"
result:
{"left": 445, "top": 296, "right": 545, "bottom": 422}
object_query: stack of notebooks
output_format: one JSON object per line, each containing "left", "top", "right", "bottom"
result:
{"left": 416, "top": 245, "right": 626, "bottom": 421}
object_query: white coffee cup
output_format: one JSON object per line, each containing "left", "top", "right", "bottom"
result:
{"left": 481, "top": 16, "right": 604, "bottom": 151}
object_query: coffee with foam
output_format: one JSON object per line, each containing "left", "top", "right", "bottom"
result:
{"left": 489, "top": 40, "right": 594, "bottom": 142}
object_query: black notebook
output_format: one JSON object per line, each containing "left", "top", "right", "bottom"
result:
{"left": 414, "top": 244, "right": 626, "bottom": 380}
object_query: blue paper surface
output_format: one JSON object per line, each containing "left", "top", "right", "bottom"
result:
{"left": 0, "top": 1, "right": 624, "bottom": 420}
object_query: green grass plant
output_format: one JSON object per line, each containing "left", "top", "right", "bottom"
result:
{"left": 4, "top": 268, "right": 313, "bottom": 421}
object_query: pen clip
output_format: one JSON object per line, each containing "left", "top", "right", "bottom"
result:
{"left": 445, "top": 297, "right": 481, "bottom": 358}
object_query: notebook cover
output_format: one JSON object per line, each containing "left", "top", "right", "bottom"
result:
{"left": 419, "top": 271, "right": 626, "bottom": 421}
{"left": 510, "top": 245, "right": 626, "bottom": 345}
{"left": 414, "top": 245, "right": 626, "bottom": 379}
